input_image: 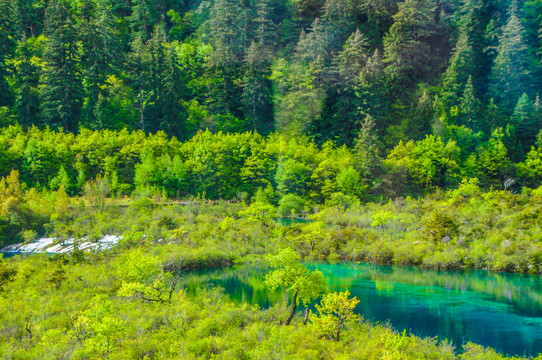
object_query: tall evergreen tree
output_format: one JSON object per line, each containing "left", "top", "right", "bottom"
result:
{"left": 209, "top": 0, "right": 246, "bottom": 66}
{"left": 160, "top": 47, "right": 187, "bottom": 138}
{"left": 128, "top": 0, "right": 161, "bottom": 40}
{"left": 254, "top": 0, "right": 277, "bottom": 49}
{"left": 322, "top": 29, "right": 370, "bottom": 144}
{"left": 382, "top": 0, "right": 439, "bottom": 86}
{"left": 355, "top": 49, "right": 389, "bottom": 133}
{"left": 0, "top": 0, "right": 19, "bottom": 107}
{"left": 242, "top": 41, "right": 274, "bottom": 134}
{"left": 128, "top": 36, "right": 146, "bottom": 131}
{"left": 142, "top": 26, "right": 167, "bottom": 133}
{"left": 335, "top": 29, "right": 370, "bottom": 87}
{"left": 441, "top": 34, "right": 475, "bottom": 107}
{"left": 510, "top": 92, "right": 538, "bottom": 155}
{"left": 459, "top": 76, "right": 482, "bottom": 130}
{"left": 489, "top": 3, "right": 531, "bottom": 112}
{"left": 78, "top": 0, "right": 119, "bottom": 128}
{"left": 295, "top": 18, "right": 328, "bottom": 63}
{"left": 13, "top": 36, "right": 41, "bottom": 127}
{"left": 205, "top": 0, "right": 245, "bottom": 124}
{"left": 354, "top": 114, "right": 381, "bottom": 177}
{"left": 407, "top": 90, "right": 434, "bottom": 140}
{"left": 40, "top": 0, "right": 83, "bottom": 132}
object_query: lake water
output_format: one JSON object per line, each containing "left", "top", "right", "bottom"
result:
{"left": 180, "top": 262, "right": 542, "bottom": 357}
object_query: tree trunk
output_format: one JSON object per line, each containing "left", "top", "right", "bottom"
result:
{"left": 285, "top": 290, "right": 298, "bottom": 325}
{"left": 303, "top": 308, "right": 309, "bottom": 325}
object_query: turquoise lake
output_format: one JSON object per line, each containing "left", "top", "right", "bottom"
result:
{"left": 181, "top": 262, "right": 542, "bottom": 357}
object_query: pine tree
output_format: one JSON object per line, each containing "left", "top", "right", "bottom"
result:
{"left": 13, "top": 37, "right": 41, "bottom": 127}
{"left": 206, "top": 0, "right": 245, "bottom": 123}
{"left": 209, "top": 0, "right": 245, "bottom": 66}
{"left": 242, "top": 41, "right": 273, "bottom": 134}
{"left": 160, "top": 47, "right": 187, "bottom": 138}
{"left": 320, "top": 0, "right": 359, "bottom": 52}
{"left": 142, "top": 26, "right": 167, "bottom": 133}
{"left": 128, "top": 36, "right": 146, "bottom": 131}
{"left": 254, "top": 0, "right": 276, "bottom": 49}
{"left": 355, "top": 49, "right": 389, "bottom": 132}
{"left": 78, "top": 0, "right": 119, "bottom": 128}
{"left": 335, "top": 29, "right": 370, "bottom": 87}
{"left": 324, "top": 29, "right": 370, "bottom": 144}
{"left": 0, "top": 0, "right": 19, "bottom": 107}
{"left": 128, "top": 0, "right": 161, "bottom": 40}
{"left": 355, "top": 114, "right": 381, "bottom": 177}
{"left": 457, "top": 0, "right": 486, "bottom": 81}
{"left": 489, "top": 3, "right": 531, "bottom": 112}
{"left": 382, "top": 0, "right": 439, "bottom": 86}
{"left": 510, "top": 93, "right": 538, "bottom": 155}
{"left": 296, "top": 18, "right": 328, "bottom": 63}
{"left": 441, "top": 34, "right": 475, "bottom": 108}
{"left": 40, "top": 0, "right": 83, "bottom": 132}
{"left": 407, "top": 90, "right": 435, "bottom": 140}
{"left": 459, "top": 76, "right": 481, "bottom": 130}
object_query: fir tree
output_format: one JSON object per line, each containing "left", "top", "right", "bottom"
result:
{"left": 128, "top": 0, "right": 161, "bottom": 40}
{"left": 296, "top": 18, "right": 328, "bottom": 63}
{"left": 335, "top": 29, "right": 370, "bottom": 88}
{"left": 407, "top": 90, "right": 435, "bottom": 141}
{"left": 254, "top": 0, "right": 276, "bottom": 49}
{"left": 441, "top": 34, "right": 475, "bottom": 107}
{"left": 0, "top": 0, "right": 19, "bottom": 107}
{"left": 355, "top": 114, "right": 381, "bottom": 177}
{"left": 355, "top": 49, "right": 389, "bottom": 132}
{"left": 510, "top": 93, "right": 538, "bottom": 156}
{"left": 78, "top": 0, "right": 119, "bottom": 128}
{"left": 383, "top": 0, "right": 439, "bottom": 86}
{"left": 160, "top": 47, "right": 187, "bottom": 138}
{"left": 489, "top": 3, "right": 531, "bottom": 112}
{"left": 13, "top": 37, "right": 41, "bottom": 127}
{"left": 40, "top": 0, "right": 83, "bottom": 132}
{"left": 242, "top": 41, "right": 274, "bottom": 134}
{"left": 459, "top": 76, "right": 481, "bottom": 130}
{"left": 142, "top": 26, "right": 167, "bottom": 133}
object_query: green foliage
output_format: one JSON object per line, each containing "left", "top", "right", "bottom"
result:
{"left": 265, "top": 248, "right": 326, "bottom": 324}
{"left": 385, "top": 135, "right": 460, "bottom": 191}
{"left": 277, "top": 193, "right": 308, "bottom": 218}
{"left": 310, "top": 290, "right": 361, "bottom": 341}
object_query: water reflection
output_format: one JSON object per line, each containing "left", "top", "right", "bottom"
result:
{"left": 180, "top": 262, "right": 542, "bottom": 357}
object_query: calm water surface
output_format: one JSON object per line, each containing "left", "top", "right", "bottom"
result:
{"left": 181, "top": 262, "right": 542, "bottom": 357}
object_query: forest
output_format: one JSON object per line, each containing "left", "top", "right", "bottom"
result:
{"left": 0, "top": 0, "right": 540, "bottom": 149}
{"left": 1, "top": 0, "right": 542, "bottom": 357}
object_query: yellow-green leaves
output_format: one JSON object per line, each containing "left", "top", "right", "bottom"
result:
{"left": 310, "top": 291, "right": 360, "bottom": 341}
{"left": 264, "top": 248, "right": 326, "bottom": 324}
{"left": 116, "top": 249, "right": 174, "bottom": 303}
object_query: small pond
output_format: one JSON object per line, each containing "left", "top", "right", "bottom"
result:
{"left": 180, "top": 262, "right": 542, "bottom": 357}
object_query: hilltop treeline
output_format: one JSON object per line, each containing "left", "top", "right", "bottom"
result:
{"left": 0, "top": 0, "right": 541, "bottom": 155}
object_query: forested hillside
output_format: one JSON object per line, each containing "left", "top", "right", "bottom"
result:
{"left": 0, "top": 0, "right": 541, "bottom": 148}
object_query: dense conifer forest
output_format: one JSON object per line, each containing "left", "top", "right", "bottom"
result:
{"left": 1, "top": 0, "right": 542, "bottom": 357}
{"left": 0, "top": 0, "right": 541, "bottom": 148}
